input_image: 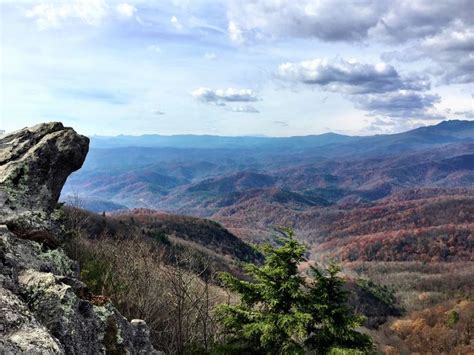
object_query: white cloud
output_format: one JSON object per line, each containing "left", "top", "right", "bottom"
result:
{"left": 454, "top": 110, "right": 474, "bottom": 119}
{"left": 231, "top": 105, "right": 259, "bottom": 113}
{"left": 354, "top": 90, "right": 443, "bottom": 120}
{"left": 277, "top": 58, "right": 428, "bottom": 94}
{"left": 383, "top": 25, "right": 474, "bottom": 84}
{"left": 25, "top": 0, "right": 137, "bottom": 29}
{"left": 226, "top": 0, "right": 384, "bottom": 43}
{"left": 365, "top": 117, "right": 427, "bottom": 133}
{"left": 226, "top": 0, "right": 472, "bottom": 44}
{"left": 116, "top": 3, "right": 137, "bottom": 18}
{"left": 418, "top": 26, "right": 474, "bottom": 84}
{"left": 276, "top": 57, "right": 443, "bottom": 121}
{"left": 191, "top": 87, "right": 259, "bottom": 104}
{"left": 422, "top": 26, "right": 474, "bottom": 53}
{"left": 26, "top": 0, "right": 109, "bottom": 29}
{"left": 226, "top": 0, "right": 473, "bottom": 88}
{"left": 171, "top": 16, "right": 184, "bottom": 30}
{"left": 228, "top": 21, "right": 244, "bottom": 44}
{"left": 369, "top": 0, "right": 472, "bottom": 43}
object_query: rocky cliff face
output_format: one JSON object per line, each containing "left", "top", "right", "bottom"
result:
{"left": 0, "top": 123, "right": 157, "bottom": 354}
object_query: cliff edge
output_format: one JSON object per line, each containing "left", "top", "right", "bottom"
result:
{"left": 0, "top": 123, "right": 157, "bottom": 354}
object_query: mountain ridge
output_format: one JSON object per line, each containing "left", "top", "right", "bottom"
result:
{"left": 64, "top": 120, "right": 474, "bottom": 219}
{"left": 87, "top": 120, "right": 473, "bottom": 151}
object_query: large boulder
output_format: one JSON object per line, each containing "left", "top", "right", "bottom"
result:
{"left": 0, "top": 122, "right": 89, "bottom": 218}
{"left": 0, "top": 123, "right": 89, "bottom": 246}
{"left": 0, "top": 123, "right": 158, "bottom": 354}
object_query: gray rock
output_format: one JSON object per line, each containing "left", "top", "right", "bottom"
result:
{"left": 131, "top": 319, "right": 157, "bottom": 354}
{"left": 0, "top": 123, "right": 158, "bottom": 354}
{"left": 0, "top": 122, "right": 89, "bottom": 215}
{"left": 0, "top": 122, "right": 89, "bottom": 246}
{"left": 0, "top": 287, "right": 64, "bottom": 354}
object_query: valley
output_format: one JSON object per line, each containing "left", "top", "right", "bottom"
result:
{"left": 64, "top": 120, "right": 474, "bottom": 250}
{"left": 63, "top": 120, "right": 474, "bottom": 353}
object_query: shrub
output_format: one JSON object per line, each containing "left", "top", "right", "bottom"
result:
{"left": 446, "top": 310, "right": 460, "bottom": 327}
{"left": 357, "top": 278, "right": 396, "bottom": 307}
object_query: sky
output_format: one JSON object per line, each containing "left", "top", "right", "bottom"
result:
{"left": 0, "top": 0, "right": 473, "bottom": 137}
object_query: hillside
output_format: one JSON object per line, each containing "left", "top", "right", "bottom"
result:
{"left": 65, "top": 206, "right": 261, "bottom": 265}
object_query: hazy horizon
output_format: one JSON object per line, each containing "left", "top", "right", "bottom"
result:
{"left": 2, "top": 118, "right": 472, "bottom": 139}
{"left": 86, "top": 118, "right": 473, "bottom": 138}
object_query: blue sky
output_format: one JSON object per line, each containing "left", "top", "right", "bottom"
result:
{"left": 1, "top": 0, "right": 473, "bottom": 136}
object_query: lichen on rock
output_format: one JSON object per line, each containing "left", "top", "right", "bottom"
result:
{"left": 0, "top": 122, "right": 157, "bottom": 354}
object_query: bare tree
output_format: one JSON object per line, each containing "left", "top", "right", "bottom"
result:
{"left": 73, "top": 232, "right": 225, "bottom": 354}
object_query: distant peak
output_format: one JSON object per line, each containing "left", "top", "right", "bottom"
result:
{"left": 435, "top": 119, "right": 473, "bottom": 128}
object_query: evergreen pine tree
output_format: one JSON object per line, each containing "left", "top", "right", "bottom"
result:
{"left": 305, "top": 263, "right": 372, "bottom": 353}
{"left": 215, "top": 228, "right": 373, "bottom": 354}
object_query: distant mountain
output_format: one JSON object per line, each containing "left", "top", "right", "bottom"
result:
{"left": 186, "top": 172, "right": 277, "bottom": 194}
{"left": 61, "top": 195, "right": 127, "bottom": 212}
{"left": 90, "top": 120, "right": 474, "bottom": 151}
{"left": 90, "top": 131, "right": 355, "bottom": 150}
{"left": 64, "top": 120, "right": 474, "bottom": 221}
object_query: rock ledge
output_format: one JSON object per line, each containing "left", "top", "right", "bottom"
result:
{"left": 0, "top": 123, "right": 158, "bottom": 354}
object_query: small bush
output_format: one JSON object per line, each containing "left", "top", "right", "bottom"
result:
{"left": 446, "top": 310, "right": 460, "bottom": 327}
{"left": 357, "top": 278, "right": 396, "bottom": 306}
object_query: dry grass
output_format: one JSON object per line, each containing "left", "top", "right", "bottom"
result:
{"left": 345, "top": 261, "right": 474, "bottom": 312}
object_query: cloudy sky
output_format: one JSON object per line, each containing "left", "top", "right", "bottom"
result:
{"left": 1, "top": 0, "right": 473, "bottom": 136}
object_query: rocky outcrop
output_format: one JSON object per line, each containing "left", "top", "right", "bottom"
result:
{"left": 0, "top": 123, "right": 157, "bottom": 354}
{"left": 0, "top": 122, "right": 90, "bottom": 247}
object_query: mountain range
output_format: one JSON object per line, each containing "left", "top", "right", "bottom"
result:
{"left": 62, "top": 120, "right": 474, "bottom": 263}
{"left": 64, "top": 120, "right": 474, "bottom": 214}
